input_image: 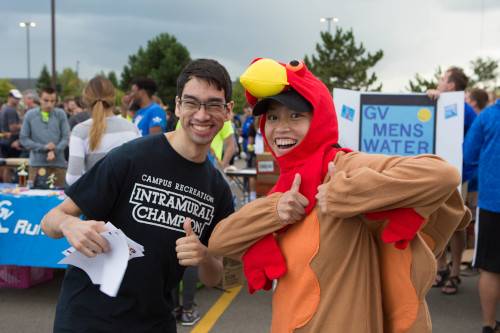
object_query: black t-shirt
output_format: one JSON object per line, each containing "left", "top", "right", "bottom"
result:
{"left": 54, "top": 134, "right": 234, "bottom": 333}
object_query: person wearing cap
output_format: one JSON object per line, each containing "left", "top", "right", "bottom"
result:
{"left": 7, "top": 88, "right": 22, "bottom": 100}
{"left": 0, "top": 89, "right": 23, "bottom": 180}
{"left": 1, "top": 90, "right": 22, "bottom": 139}
{"left": 209, "top": 58, "right": 470, "bottom": 332}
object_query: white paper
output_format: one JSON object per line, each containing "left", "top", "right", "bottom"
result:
{"left": 59, "top": 247, "right": 105, "bottom": 284}
{"left": 58, "top": 223, "right": 145, "bottom": 297}
{"left": 106, "top": 222, "right": 145, "bottom": 257}
{"left": 61, "top": 223, "right": 144, "bottom": 260}
{"left": 98, "top": 230, "right": 129, "bottom": 297}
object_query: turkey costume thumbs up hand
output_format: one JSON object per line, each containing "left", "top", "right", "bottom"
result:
{"left": 175, "top": 218, "right": 208, "bottom": 266}
{"left": 243, "top": 174, "right": 309, "bottom": 294}
{"left": 316, "top": 161, "right": 335, "bottom": 214}
{"left": 276, "top": 173, "right": 309, "bottom": 225}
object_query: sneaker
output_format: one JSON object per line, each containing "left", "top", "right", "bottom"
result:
{"left": 180, "top": 308, "right": 201, "bottom": 326}
{"left": 483, "top": 326, "right": 495, "bottom": 333}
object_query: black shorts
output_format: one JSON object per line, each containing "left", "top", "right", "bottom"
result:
{"left": 473, "top": 208, "right": 500, "bottom": 273}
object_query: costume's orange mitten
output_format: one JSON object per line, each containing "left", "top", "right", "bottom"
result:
{"left": 242, "top": 234, "right": 287, "bottom": 294}
{"left": 365, "top": 208, "right": 425, "bottom": 250}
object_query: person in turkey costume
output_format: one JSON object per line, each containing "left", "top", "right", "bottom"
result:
{"left": 208, "top": 58, "right": 470, "bottom": 333}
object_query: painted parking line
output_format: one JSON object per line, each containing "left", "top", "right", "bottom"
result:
{"left": 191, "top": 285, "right": 243, "bottom": 333}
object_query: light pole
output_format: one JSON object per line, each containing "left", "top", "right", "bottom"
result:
{"left": 320, "top": 17, "right": 339, "bottom": 34}
{"left": 51, "top": 0, "right": 57, "bottom": 90}
{"left": 19, "top": 21, "right": 36, "bottom": 88}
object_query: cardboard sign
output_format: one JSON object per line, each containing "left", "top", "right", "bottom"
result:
{"left": 334, "top": 89, "right": 464, "bottom": 177}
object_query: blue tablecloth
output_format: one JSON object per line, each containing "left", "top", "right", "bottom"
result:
{"left": 0, "top": 187, "right": 69, "bottom": 268}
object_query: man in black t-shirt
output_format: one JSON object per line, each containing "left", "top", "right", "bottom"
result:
{"left": 41, "top": 59, "right": 235, "bottom": 333}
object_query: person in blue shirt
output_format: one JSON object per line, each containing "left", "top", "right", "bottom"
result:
{"left": 240, "top": 104, "right": 254, "bottom": 156}
{"left": 463, "top": 88, "right": 489, "bottom": 226}
{"left": 463, "top": 98, "right": 500, "bottom": 333}
{"left": 427, "top": 66, "right": 477, "bottom": 295}
{"left": 130, "top": 78, "right": 167, "bottom": 136}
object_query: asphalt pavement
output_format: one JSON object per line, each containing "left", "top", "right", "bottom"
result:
{"left": 0, "top": 267, "right": 498, "bottom": 333}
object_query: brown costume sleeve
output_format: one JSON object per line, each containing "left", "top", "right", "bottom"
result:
{"left": 208, "top": 192, "right": 283, "bottom": 260}
{"left": 326, "top": 152, "right": 461, "bottom": 219}
{"left": 420, "top": 189, "right": 472, "bottom": 256}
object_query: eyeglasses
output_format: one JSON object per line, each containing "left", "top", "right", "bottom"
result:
{"left": 180, "top": 98, "right": 227, "bottom": 114}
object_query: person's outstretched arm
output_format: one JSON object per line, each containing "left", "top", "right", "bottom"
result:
{"left": 323, "top": 152, "right": 461, "bottom": 220}
{"left": 209, "top": 175, "right": 308, "bottom": 261}
{"left": 42, "top": 197, "right": 109, "bottom": 258}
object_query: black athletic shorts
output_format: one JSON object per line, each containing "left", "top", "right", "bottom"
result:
{"left": 473, "top": 208, "right": 500, "bottom": 273}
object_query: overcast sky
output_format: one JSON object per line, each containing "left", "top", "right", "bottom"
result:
{"left": 1, "top": 0, "right": 499, "bottom": 92}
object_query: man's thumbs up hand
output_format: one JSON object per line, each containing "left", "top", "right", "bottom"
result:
{"left": 176, "top": 218, "right": 207, "bottom": 266}
{"left": 183, "top": 218, "right": 194, "bottom": 236}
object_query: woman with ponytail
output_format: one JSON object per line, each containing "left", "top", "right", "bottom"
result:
{"left": 66, "top": 76, "right": 139, "bottom": 185}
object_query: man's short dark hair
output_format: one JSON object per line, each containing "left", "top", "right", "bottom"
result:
{"left": 177, "top": 59, "right": 232, "bottom": 101}
{"left": 446, "top": 67, "right": 469, "bottom": 91}
{"left": 41, "top": 87, "right": 56, "bottom": 95}
{"left": 468, "top": 88, "right": 489, "bottom": 110}
{"left": 131, "top": 78, "right": 157, "bottom": 97}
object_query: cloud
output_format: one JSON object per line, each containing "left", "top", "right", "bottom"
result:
{"left": 2, "top": 0, "right": 499, "bottom": 93}
{"left": 439, "top": 0, "right": 500, "bottom": 11}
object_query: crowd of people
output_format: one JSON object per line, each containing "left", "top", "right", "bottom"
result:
{"left": 0, "top": 59, "right": 499, "bottom": 333}
{"left": 0, "top": 71, "right": 254, "bottom": 328}
{"left": 0, "top": 80, "right": 257, "bottom": 188}
{"left": 426, "top": 67, "right": 500, "bottom": 333}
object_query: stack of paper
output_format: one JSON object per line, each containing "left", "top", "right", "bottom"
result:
{"left": 59, "top": 222, "right": 144, "bottom": 297}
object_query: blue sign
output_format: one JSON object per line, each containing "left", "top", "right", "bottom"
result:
{"left": 360, "top": 101, "right": 436, "bottom": 156}
{"left": 0, "top": 193, "right": 69, "bottom": 268}
{"left": 445, "top": 104, "right": 458, "bottom": 119}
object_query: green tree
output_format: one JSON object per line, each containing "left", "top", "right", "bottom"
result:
{"left": 36, "top": 65, "right": 52, "bottom": 91}
{"left": 58, "top": 68, "right": 84, "bottom": 99}
{"left": 469, "top": 57, "right": 499, "bottom": 88}
{"left": 95, "top": 70, "right": 118, "bottom": 87}
{"left": 107, "top": 71, "right": 119, "bottom": 87}
{"left": 120, "top": 33, "right": 191, "bottom": 104}
{"left": 232, "top": 79, "right": 247, "bottom": 114}
{"left": 0, "top": 79, "right": 15, "bottom": 104}
{"left": 114, "top": 87, "right": 125, "bottom": 110}
{"left": 408, "top": 57, "right": 500, "bottom": 92}
{"left": 406, "top": 67, "right": 442, "bottom": 92}
{"left": 304, "top": 28, "right": 384, "bottom": 92}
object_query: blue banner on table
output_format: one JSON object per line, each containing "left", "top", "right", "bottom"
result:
{"left": 0, "top": 194, "right": 69, "bottom": 268}
{"left": 359, "top": 94, "right": 437, "bottom": 156}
